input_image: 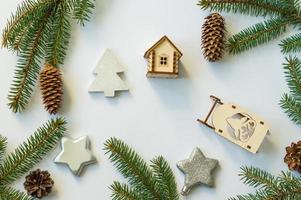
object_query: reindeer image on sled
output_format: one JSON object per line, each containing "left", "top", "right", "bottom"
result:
{"left": 198, "top": 96, "right": 270, "bottom": 154}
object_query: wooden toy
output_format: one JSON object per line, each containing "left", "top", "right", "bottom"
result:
{"left": 198, "top": 95, "right": 270, "bottom": 153}
{"left": 144, "top": 36, "right": 183, "bottom": 78}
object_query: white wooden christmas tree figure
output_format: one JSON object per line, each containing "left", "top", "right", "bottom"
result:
{"left": 89, "top": 49, "right": 129, "bottom": 97}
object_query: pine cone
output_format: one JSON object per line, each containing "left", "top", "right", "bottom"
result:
{"left": 24, "top": 169, "right": 54, "bottom": 199}
{"left": 39, "top": 63, "right": 63, "bottom": 115}
{"left": 284, "top": 141, "right": 301, "bottom": 173}
{"left": 201, "top": 13, "right": 226, "bottom": 62}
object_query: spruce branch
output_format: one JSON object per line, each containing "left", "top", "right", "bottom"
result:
{"left": 282, "top": 56, "right": 301, "bottom": 101}
{"left": 280, "top": 56, "right": 301, "bottom": 124}
{"left": 278, "top": 171, "right": 301, "bottom": 192}
{"left": 110, "top": 182, "right": 143, "bottom": 200}
{"left": 8, "top": 5, "right": 55, "bottom": 113}
{"left": 0, "top": 186, "right": 33, "bottom": 200}
{"left": 239, "top": 166, "right": 279, "bottom": 192}
{"left": 280, "top": 94, "right": 301, "bottom": 124}
{"left": 150, "top": 156, "right": 179, "bottom": 200}
{"left": 230, "top": 167, "right": 301, "bottom": 200}
{"left": 0, "top": 136, "right": 7, "bottom": 162}
{"left": 0, "top": 117, "right": 66, "bottom": 186}
{"left": 3, "top": 0, "right": 95, "bottom": 113}
{"left": 280, "top": 33, "right": 301, "bottom": 53}
{"left": 227, "top": 18, "right": 287, "bottom": 54}
{"left": 198, "top": 0, "right": 289, "bottom": 17}
{"left": 73, "top": 0, "right": 95, "bottom": 25}
{"left": 2, "top": 0, "right": 52, "bottom": 49}
{"left": 104, "top": 137, "right": 179, "bottom": 200}
{"left": 104, "top": 137, "right": 161, "bottom": 200}
{"left": 45, "top": 3, "right": 71, "bottom": 66}
{"left": 228, "top": 193, "right": 263, "bottom": 200}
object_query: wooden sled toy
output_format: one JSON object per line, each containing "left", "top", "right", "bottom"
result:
{"left": 198, "top": 95, "right": 270, "bottom": 153}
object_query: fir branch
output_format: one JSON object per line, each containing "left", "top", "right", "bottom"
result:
{"left": 12, "top": 26, "right": 30, "bottom": 51}
{"left": 150, "top": 156, "right": 179, "bottom": 200}
{"left": 278, "top": 171, "right": 301, "bottom": 192}
{"left": 104, "top": 138, "right": 179, "bottom": 200}
{"left": 198, "top": 0, "right": 289, "bottom": 17}
{"left": 239, "top": 166, "right": 279, "bottom": 192}
{"left": 227, "top": 18, "right": 287, "bottom": 54}
{"left": 0, "top": 117, "right": 66, "bottom": 186}
{"left": 7, "top": 5, "right": 55, "bottom": 113}
{"left": 0, "top": 136, "right": 7, "bottom": 162}
{"left": 110, "top": 182, "right": 143, "bottom": 200}
{"left": 280, "top": 33, "right": 301, "bottom": 53}
{"left": 282, "top": 0, "right": 301, "bottom": 26}
{"left": 0, "top": 186, "right": 33, "bottom": 200}
{"left": 73, "top": 0, "right": 95, "bottom": 25}
{"left": 282, "top": 56, "right": 301, "bottom": 101}
{"left": 2, "top": 0, "right": 52, "bottom": 50}
{"left": 104, "top": 137, "right": 161, "bottom": 200}
{"left": 228, "top": 192, "right": 272, "bottom": 200}
{"left": 280, "top": 94, "right": 301, "bottom": 124}
{"left": 3, "top": 0, "right": 96, "bottom": 113}
{"left": 230, "top": 167, "right": 301, "bottom": 200}
{"left": 279, "top": 55, "right": 301, "bottom": 124}
{"left": 45, "top": 3, "right": 71, "bottom": 66}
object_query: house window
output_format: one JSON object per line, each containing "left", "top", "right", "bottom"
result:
{"left": 160, "top": 55, "right": 168, "bottom": 66}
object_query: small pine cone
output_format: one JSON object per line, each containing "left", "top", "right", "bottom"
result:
{"left": 284, "top": 141, "right": 301, "bottom": 173}
{"left": 24, "top": 169, "right": 54, "bottom": 199}
{"left": 201, "top": 13, "right": 226, "bottom": 62}
{"left": 39, "top": 63, "right": 63, "bottom": 114}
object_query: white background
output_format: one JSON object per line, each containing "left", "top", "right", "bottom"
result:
{"left": 0, "top": 0, "right": 300, "bottom": 199}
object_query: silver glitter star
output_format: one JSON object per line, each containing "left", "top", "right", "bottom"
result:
{"left": 54, "top": 136, "right": 96, "bottom": 176}
{"left": 177, "top": 147, "right": 218, "bottom": 196}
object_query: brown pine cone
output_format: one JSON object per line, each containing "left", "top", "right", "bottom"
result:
{"left": 24, "top": 169, "right": 54, "bottom": 199}
{"left": 39, "top": 63, "right": 63, "bottom": 115}
{"left": 284, "top": 141, "right": 301, "bottom": 173}
{"left": 201, "top": 13, "right": 226, "bottom": 62}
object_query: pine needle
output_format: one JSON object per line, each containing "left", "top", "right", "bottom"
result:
{"left": 282, "top": 56, "right": 301, "bottom": 101}
{"left": 230, "top": 167, "right": 301, "bottom": 200}
{"left": 239, "top": 166, "right": 278, "bottom": 191}
{"left": 0, "top": 136, "right": 7, "bottom": 162}
{"left": 0, "top": 186, "right": 33, "bottom": 200}
{"left": 45, "top": 3, "right": 71, "bottom": 66}
{"left": 2, "top": 0, "right": 52, "bottom": 49}
{"left": 73, "top": 0, "right": 95, "bottom": 25}
{"left": 110, "top": 182, "right": 143, "bottom": 200}
{"left": 0, "top": 117, "right": 66, "bottom": 186}
{"left": 227, "top": 18, "right": 287, "bottom": 54}
{"left": 281, "top": 33, "right": 301, "bottom": 53}
{"left": 7, "top": 5, "right": 55, "bottom": 113}
{"left": 151, "top": 156, "right": 179, "bottom": 200}
{"left": 280, "top": 94, "right": 301, "bottom": 124}
{"left": 104, "top": 137, "right": 179, "bottom": 200}
{"left": 104, "top": 137, "right": 161, "bottom": 199}
{"left": 198, "top": 0, "right": 288, "bottom": 17}
{"left": 280, "top": 56, "right": 301, "bottom": 124}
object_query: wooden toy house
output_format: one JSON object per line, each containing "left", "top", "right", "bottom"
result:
{"left": 144, "top": 36, "right": 183, "bottom": 78}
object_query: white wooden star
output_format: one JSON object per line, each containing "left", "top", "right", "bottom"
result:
{"left": 177, "top": 147, "right": 218, "bottom": 196}
{"left": 54, "top": 136, "right": 96, "bottom": 176}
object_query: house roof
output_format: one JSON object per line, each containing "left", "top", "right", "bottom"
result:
{"left": 144, "top": 36, "right": 183, "bottom": 58}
